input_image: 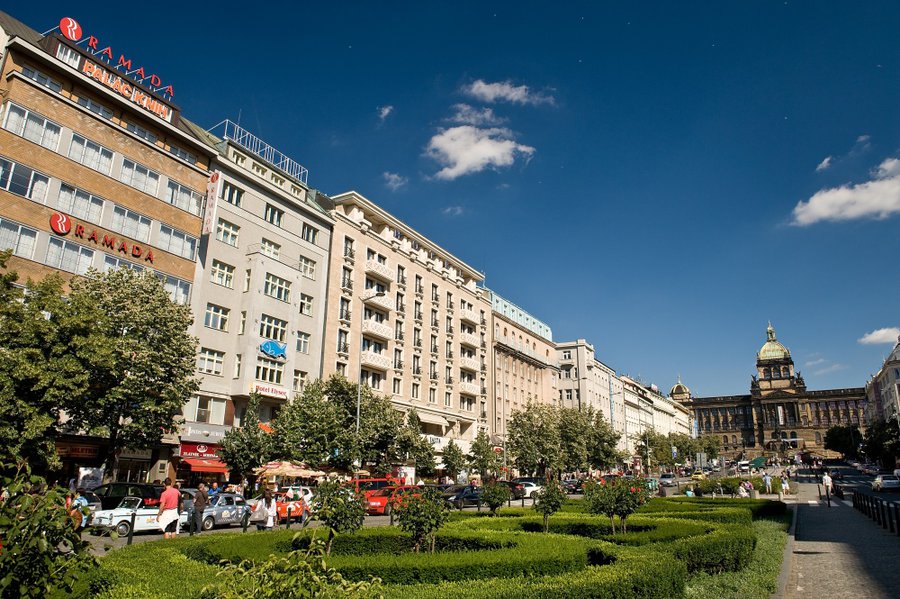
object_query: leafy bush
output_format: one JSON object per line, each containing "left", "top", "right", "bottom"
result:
{"left": 533, "top": 481, "right": 566, "bottom": 532}
{"left": 391, "top": 487, "right": 450, "bottom": 552}
{"left": 583, "top": 478, "right": 650, "bottom": 533}
{"left": 310, "top": 479, "right": 366, "bottom": 554}
{"left": 661, "top": 496, "right": 787, "bottom": 520}
{"left": 667, "top": 523, "right": 756, "bottom": 574}
{"left": 481, "top": 481, "right": 510, "bottom": 515}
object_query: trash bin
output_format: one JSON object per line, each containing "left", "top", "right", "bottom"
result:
{"left": 750, "top": 489, "right": 759, "bottom": 499}
{"left": 659, "top": 486, "right": 669, "bottom": 497}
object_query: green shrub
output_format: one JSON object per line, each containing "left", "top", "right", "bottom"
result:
{"left": 481, "top": 481, "right": 511, "bottom": 515}
{"left": 311, "top": 480, "right": 366, "bottom": 555}
{"left": 661, "top": 497, "right": 786, "bottom": 520}
{"left": 533, "top": 481, "right": 567, "bottom": 532}
{"left": 667, "top": 523, "right": 756, "bottom": 574}
{"left": 392, "top": 487, "right": 451, "bottom": 552}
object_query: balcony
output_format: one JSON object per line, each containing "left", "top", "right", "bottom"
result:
{"left": 412, "top": 366, "right": 422, "bottom": 376}
{"left": 459, "top": 381, "right": 480, "bottom": 395}
{"left": 362, "top": 292, "right": 394, "bottom": 312}
{"left": 447, "top": 350, "right": 454, "bottom": 359}
{"left": 447, "top": 301, "right": 455, "bottom": 312}
{"left": 395, "top": 332, "right": 405, "bottom": 342}
{"left": 460, "top": 332, "right": 479, "bottom": 348}
{"left": 429, "top": 372, "right": 439, "bottom": 380}
{"left": 396, "top": 303, "right": 406, "bottom": 315}
{"left": 361, "top": 319, "right": 392, "bottom": 340}
{"left": 459, "top": 307, "right": 479, "bottom": 325}
{"left": 430, "top": 345, "right": 439, "bottom": 355}
{"left": 397, "top": 275, "right": 407, "bottom": 288}
{"left": 445, "top": 376, "right": 455, "bottom": 385}
{"left": 343, "top": 248, "right": 355, "bottom": 262}
{"left": 337, "top": 342, "right": 350, "bottom": 355}
{"left": 393, "top": 361, "right": 404, "bottom": 370}
{"left": 414, "top": 311, "right": 423, "bottom": 323}
{"left": 364, "top": 260, "right": 395, "bottom": 283}
{"left": 459, "top": 356, "right": 480, "bottom": 372}
{"left": 339, "top": 310, "right": 352, "bottom": 323}
{"left": 415, "top": 285, "right": 424, "bottom": 297}
{"left": 414, "top": 339, "right": 423, "bottom": 348}
{"left": 360, "top": 350, "right": 391, "bottom": 371}
{"left": 446, "top": 326, "right": 454, "bottom": 335}
{"left": 340, "top": 279, "right": 353, "bottom": 291}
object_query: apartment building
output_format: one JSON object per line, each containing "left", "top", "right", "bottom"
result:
{"left": 0, "top": 13, "right": 215, "bottom": 482}
{"left": 865, "top": 339, "right": 900, "bottom": 426}
{"left": 556, "top": 339, "right": 620, "bottom": 421}
{"left": 488, "top": 290, "right": 559, "bottom": 443}
{"left": 321, "top": 191, "right": 492, "bottom": 463}
{"left": 175, "top": 120, "right": 332, "bottom": 482}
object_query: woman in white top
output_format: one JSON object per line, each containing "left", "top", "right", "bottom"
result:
{"left": 255, "top": 488, "right": 277, "bottom": 531}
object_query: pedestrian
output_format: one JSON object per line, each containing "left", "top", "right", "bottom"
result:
{"left": 780, "top": 474, "right": 789, "bottom": 495}
{"left": 822, "top": 471, "right": 833, "bottom": 497}
{"left": 208, "top": 481, "right": 220, "bottom": 496}
{"left": 255, "top": 488, "right": 276, "bottom": 531}
{"left": 763, "top": 472, "right": 772, "bottom": 494}
{"left": 156, "top": 478, "right": 181, "bottom": 539}
{"left": 192, "top": 483, "right": 209, "bottom": 533}
{"left": 70, "top": 488, "right": 89, "bottom": 532}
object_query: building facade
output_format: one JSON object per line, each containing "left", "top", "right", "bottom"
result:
{"left": 0, "top": 12, "right": 215, "bottom": 482}
{"left": 672, "top": 323, "right": 866, "bottom": 460}
{"left": 321, "top": 191, "right": 493, "bottom": 465}
{"left": 865, "top": 339, "right": 900, "bottom": 426}
{"left": 177, "top": 120, "right": 332, "bottom": 483}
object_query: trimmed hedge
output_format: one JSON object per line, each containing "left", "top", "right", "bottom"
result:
{"left": 658, "top": 496, "right": 787, "bottom": 519}
{"left": 668, "top": 523, "right": 756, "bottom": 574}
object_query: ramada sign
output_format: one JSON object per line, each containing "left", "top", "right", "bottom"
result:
{"left": 57, "top": 17, "right": 174, "bottom": 121}
{"left": 50, "top": 213, "right": 155, "bottom": 264}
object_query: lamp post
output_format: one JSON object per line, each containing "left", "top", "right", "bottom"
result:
{"left": 356, "top": 291, "right": 386, "bottom": 435}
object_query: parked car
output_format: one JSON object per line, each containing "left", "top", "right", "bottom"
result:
{"left": 520, "top": 481, "right": 544, "bottom": 499}
{"left": 511, "top": 477, "right": 544, "bottom": 486}
{"left": 81, "top": 491, "right": 103, "bottom": 514}
{"left": 443, "top": 485, "right": 483, "bottom": 509}
{"left": 560, "top": 479, "right": 583, "bottom": 494}
{"left": 365, "top": 485, "right": 421, "bottom": 515}
{"left": 645, "top": 477, "right": 659, "bottom": 491}
{"left": 91, "top": 496, "right": 187, "bottom": 536}
{"left": 344, "top": 477, "right": 403, "bottom": 500}
{"left": 91, "top": 483, "right": 164, "bottom": 511}
{"left": 691, "top": 470, "right": 706, "bottom": 481}
{"left": 872, "top": 475, "right": 900, "bottom": 492}
{"left": 659, "top": 473, "right": 678, "bottom": 487}
{"left": 499, "top": 480, "right": 527, "bottom": 499}
{"left": 283, "top": 485, "right": 315, "bottom": 505}
{"left": 248, "top": 491, "right": 308, "bottom": 523}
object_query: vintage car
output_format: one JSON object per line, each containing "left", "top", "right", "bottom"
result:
{"left": 90, "top": 496, "right": 188, "bottom": 536}
{"left": 196, "top": 492, "right": 251, "bottom": 530}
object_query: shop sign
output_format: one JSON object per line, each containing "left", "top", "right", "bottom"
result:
{"left": 252, "top": 383, "right": 288, "bottom": 400}
{"left": 180, "top": 442, "right": 220, "bottom": 459}
{"left": 57, "top": 443, "right": 99, "bottom": 458}
{"left": 80, "top": 60, "right": 173, "bottom": 122}
{"left": 201, "top": 172, "right": 220, "bottom": 235}
{"left": 119, "top": 448, "right": 152, "bottom": 460}
{"left": 58, "top": 16, "right": 175, "bottom": 98}
{"left": 50, "top": 213, "right": 155, "bottom": 264}
{"left": 259, "top": 340, "right": 287, "bottom": 359}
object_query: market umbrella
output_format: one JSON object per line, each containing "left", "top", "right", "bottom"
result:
{"left": 750, "top": 457, "right": 767, "bottom": 468}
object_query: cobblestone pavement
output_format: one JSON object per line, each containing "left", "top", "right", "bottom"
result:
{"left": 785, "top": 467, "right": 900, "bottom": 599}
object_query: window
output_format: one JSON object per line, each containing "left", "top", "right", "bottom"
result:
{"left": 264, "top": 273, "right": 291, "bottom": 302}
{"left": 234, "top": 354, "right": 242, "bottom": 378}
{"left": 445, "top": 392, "right": 452, "bottom": 407}
{"left": 297, "top": 332, "right": 310, "bottom": 354}
{"left": 0, "top": 218, "right": 38, "bottom": 259}
{"left": 259, "top": 314, "right": 288, "bottom": 342}
{"left": 412, "top": 383, "right": 420, "bottom": 399}
{"left": 239, "top": 311, "right": 246, "bottom": 335}
{"left": 46, "top": 238, "right": 93, "bottom": 274}
{"left": 197, "top": 348, "right": 225, "bottom": 375}
{"left": 204, "top": 304, "right": 229, "bottom": 331}
{"left": 261, "top": 238, "right": 280, "bottom": 259}
{"left": 0, "top": 158, "right": 50, "bottom": 202}
{"left": 293, "top": 370, "right": 308, "bottom": 393}
{"left": 343, "top": 236, "right": 354, "bottom": 258}
{"left": 22, "top": 65, "right": 62, "bottom": 92}
{"left": 362, "top": 337, "right": 383, "bottom": 353}
{"left": 111, "top": 206, "right": 151, "bottom": 242}
{"left": 157, "top": 273, "right": 191, "bottom": 304}
{"left": 210, "top": 260, "right": 234, "bottom": 288}
{"left": 216, "top": 219, "right": 240, "bottom": 246}
{"left": 55, "top": 185, "right": 103, "bottom": 224}
{"left": 301, "top": 223, "right": 318, "bottom": 244}
{"left": 166, "top": 181, "right": 203, "bottom": 215}
{"left": 264, "top": 204, "right": 284, "bottom": 227}
{"left": 562, "top": 350, "right": 571, "bottom": 360}
{"left": 76, "top": 96, "right": 113, "bottom": 120}
{"left": 158, "top": 225, "right": 197, "bottom": 259}
{"left": 244, "top": 269, "right": 252, "bottom": 292}
{"left": 256, "top": 356, "right": 283, "bottom": 384}
{"left": 169, "top": 144, "right": 197, "bottom": 164}
{"left": 393, "top": 378, "right": 401, "bottom": 394}
{"left": 337, "top": 329, "right": 349, "bottom": 353}
{"left": 125, "top": 122, "right": 158, "bottom": 143}
{"left": 222, "top": 181, "right": 243, "bottom": 206}
{"left": 68, "top": 135, "right": 113, "bottom": 175}
{"left": 195, "top": 396, "right": 211, "bottom": 423}
{"left": 299, "top": 293, "right": 313, "bottom": 316}
{"left": 102, "top": 255, "right": 143, "bottom": 273}
{"left": 363, "top": 370, "right": 382, "bottom": 390}
{"left": 55, "top": 45, "right": 81, "bottom": 68}
{"left": 298, "top": 256, "right": 316, "bottom": 279}
{"left": 429, "top": 388, "right": 436, "bottom": 404}
{"left": 4, "top": 104, "right": 61, "bottom": 150}
{"left": 120, "top": 159, "right": 160, "bottom": 195}
{"left": 339, "top": 298, "right": 351, "bottom": 320}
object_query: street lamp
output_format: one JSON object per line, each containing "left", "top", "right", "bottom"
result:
{"left": 356, "top": 291, "right": 386, "bottom": 435}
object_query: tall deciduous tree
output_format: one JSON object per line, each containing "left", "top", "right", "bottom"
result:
{"left": 558, "top": 407, "right": 592, "bottom": 473}
{"left": 61, "top": 268, "right": 198, "bottom": 480}
{"left": 219, "top": 393, "right": 272, "bottom": 483}
{"left": 399, "top": 410, "right": 436, "bottom": 479}
{"left": 824, "top": 424, "right": 862, "bottom": 459}
{"left": 698, "top": 434, "right": 722, "bottom": 460}
{"left": 507, "top": 403, "right": 562, "bottom": 476}
{"left": 586, "top": 410, "right": 622, "bottom": 470}
{"left": 441, "top": 439, "right": 466, "bottom": 482}
{"left": 468, "top": 429, "right": 500, "bottom": 478}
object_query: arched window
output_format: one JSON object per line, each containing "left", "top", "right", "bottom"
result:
{"left": 723, "top": 435, "right": 729, "bottom": 445}
{"left": 815, "top": 431, "right": 822, "bottom": 444}
{"left": 782, "top": 366, "right": 790, "bottom": 378}
{"left": 763, "top": 368, "right": 770, "bottom": 379}
{"left": 732, "top": 435, "right": 737, "bottom": 445}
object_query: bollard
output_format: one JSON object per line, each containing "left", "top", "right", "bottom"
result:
{"left": 477, "top": 499, "right": 482, "bottom": 513}
{"left": 242, "top": 511, "right": 248, "bottom": 533}
{"left": 521, "top": 495, "right": 525, "bottom": 508}
{"left": 286, "top": 507, "right": 292, "bottom": 529}
{"left": 874, "top": 498, "right": 881, "bottom": 525}
{"left": 894, "top": 504, "right": 900, "bottom": 537}
{"left": 889, "top": 504, "right": 896, "bottom": 533}
{"left": 127, "top": 511, "right": 136, "bottom": 545}
{"left": 390, "top": 508, "right": 394, "bottom": 526}
{"left": 881, "top": 500, "right": 889, "bottom": 529}
{"left": 189, "top": 508, "right": 195, "bottom": 536}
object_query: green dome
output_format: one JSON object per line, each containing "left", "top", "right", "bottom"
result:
{"left": 758, "top": 323, "right": 790, "bottom": 361}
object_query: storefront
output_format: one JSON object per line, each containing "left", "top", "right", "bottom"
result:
{"left": 118, "top": 448, "right": 153, "bottom": 483}
{"left": 175, "top": 441, "right": 229, "bottom": 487}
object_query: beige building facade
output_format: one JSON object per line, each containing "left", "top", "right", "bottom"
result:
{"left": 321, "top": 191, "right": 492, "bottom": 461}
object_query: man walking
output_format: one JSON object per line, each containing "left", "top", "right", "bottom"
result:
{"left": 156, "top": 478, "right": 181, "bottom": 539}
{"left": 193, "top": 483, "right": 209, "bottom": 533}
{"left": 822, "top": 470, "right": 833, "bottom": 506}
{"left": 763, "top": 472, "right": 772, "bottom": 494}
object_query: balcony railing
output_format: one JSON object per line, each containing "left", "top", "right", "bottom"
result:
{"left": 446, "top": 376, "right": 455, "bottom": 385}
{"left": 394, "top": 361, "right": 404, "bottom": 369}
{"left": 360, "top": 350, "right": 391, "bottom": 371}
{"left": 395, "top": 332, "right": 405, "bottom": 342}
{"left": 412, "top": 366, "right": 422, "bottom": 375}
{"left": 339, "top": 310, "right": 352, "bottom": 321}
{"left": 362, "top": 292, "right": 394, "bottom": 312}
{"left": 361, "top": 319, "right": 392, "bottom": 340}
{"left": 397, "top": 276, "right": 407, "bottom": 287}
{"left": 211, "top": 119, "right": 308, "bottom": 184}
{"left": 429, "top": 372, "right": 439, "bottom": 380}
{"left": 459, "top": 332, "right": 479, "bottom": 347}
{"left": 340, "top": 279, "right": 353, "bottom": 290}
{"left": 337, "top": 342, "right": 350, "bottom": 354}
{"left": 344, "top": 248, "right": 355, "bottom": 260}
{"left": 364, "top": 260, "right": 395, "bottom": 282}
{"left": 459, "top": 381, "right": 480, "bottom": 396}
{"left": 459, "top": 308, "right": 479, "bottom": 325}
{"left": 459, "top": 356, "right": 480, "bottom": 372}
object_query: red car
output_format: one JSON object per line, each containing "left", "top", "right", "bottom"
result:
{"left": 365, "top": 485, "right": 421, "bottom": 515}
{"left": 345, "top": 477, "right": 402, "bottom": 501}
{"left": 248, "top": 491, "right": 308, "bottom": 523}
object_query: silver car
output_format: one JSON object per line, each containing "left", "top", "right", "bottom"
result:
{"left": 197, "top": 492, "right": 250, "bottom": 530}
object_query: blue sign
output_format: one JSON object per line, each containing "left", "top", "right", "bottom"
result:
{"left": 259, "top": 340, "right": 287, "bottom": 359}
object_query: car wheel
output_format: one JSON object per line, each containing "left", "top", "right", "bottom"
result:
{"left": 202, "top": 517, "right": 215, "bottom": 531}
{"left": 530, "top": 491, "right": 539, "bottom": 499}
{"left": 455, "top": 500, "right": 464, "bottom": 510}
{"left": 115, "top": 520, "right": 131, "bottom": 537}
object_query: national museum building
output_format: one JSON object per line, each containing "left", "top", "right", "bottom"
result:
{"left": 670, "top": 324, "right": 866, "bottom": 460}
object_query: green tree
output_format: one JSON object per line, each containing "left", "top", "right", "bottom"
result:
{"left": 558, "top": 407, "right": 592, "bottom": 473}
{"left": 533, "top": 480, "right": 567, "bottom": 532}
{"left": 824, "top": 424, "right": 862, "bottom": 459}
{"left": 0, "top": 466, "right": 96, "bottom": 597}
{"left": 863, "top": 419, "right": 900, "bottom": 469}
{"left": 698, "top": 434, "right": 722, "bottom": 460}
{"left": 586, "top": 411, "right": 621, "bottom": 470}
{"left": 507, "top": 403, "right": 562, "bottom": 476}
{"left": 219, "top": 394, "right": 272, "bottom": 484}
{"left": 615, "top": 479, "right": 650, "bottom": 533}
{"left": 59, "top": 268, "right": 198, "bottom": 480}
{"left": 468, "top": 429, "right": 500, "bottom": 478}
{"left": 0, "top": 253, "right": 84, "bottom": 471}
{"left": 481, "top": 480, "right": 511, "bottom": 516}
{"left": 270, "top": 380, "right": 345, "bottom": 466}
{"left": 669, "top": 433, "right": 699, "bottom": 466}
{"left": 583, "top": 479, "right": 619, "bottom": 533}
{"left": 633, "top": 429, "right": 672, "bottom": 472}
{"left": 398, "top": 411, "right": 436, "bottom": 479}
{"left": 441, "top": 439, "right": 466, "bottom": 483}
{"left": 392, "top": 487, "right": 450, "bottom": 553}
{"left": 310, "top": 480, "right": 366, "bottom": 555}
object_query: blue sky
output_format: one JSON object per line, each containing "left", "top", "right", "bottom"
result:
{"left": 16, "top": 2, "right": 900, "bottom": 396}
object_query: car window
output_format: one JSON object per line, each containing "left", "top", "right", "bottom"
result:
{"left": 93, "top": 485, "right": 108, "bottom": 497}
{"left": 235, "top": 497, "right": 245, "bottom": 506}
{"left": 222, "top": 496, "right": 234, "bottom": 506}
{"left": 120, "top": 497, "right": 142, "bottom": 510}
{"left": 210, "top": 495, "right": 220, "bottom": 506}
{"left": 108, "top": 485, "right": 127, "bottom": 498}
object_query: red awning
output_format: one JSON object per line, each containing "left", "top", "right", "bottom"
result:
{"left": 183, "top": 458, "right": 229, "bottom": 474}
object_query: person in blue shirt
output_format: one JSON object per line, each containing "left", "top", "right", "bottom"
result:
{"left": 70, "top": 487, "right": 89, "bottom": 531}
{"left": 208, "top": 481, "right": 220, "bottom": 496}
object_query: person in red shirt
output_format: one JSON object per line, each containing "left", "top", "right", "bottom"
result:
{"left": 156, "top": 478, "right": 181, "bottom": 539}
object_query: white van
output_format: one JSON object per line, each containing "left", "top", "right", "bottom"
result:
{"left": 738, "top": 461, "right": 750, "bottom": 473}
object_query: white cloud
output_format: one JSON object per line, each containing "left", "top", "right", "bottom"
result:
{"left": 858, "top": 327, "right": 900, "bottom": 345}
{"left": 804, "top": 358, "right": 827, "bottom": 367}
{"left": 382, "top": 172, "right": 408, "bottom": 191}
{"left": 462, "top": 79, "right": 555, "bottom": 106}
{"left": 448, "top": 103, "right": 506, "bottom": 126}
{"left": 813, "top": 363, "right": 846, "bottom": 376}
{"left": 377, "top": 105, "right": 394, "bottom": 122}
{"left": 791, "top": 157, "right": 900, "bottom": 225}
{"left": 426, "top": 125, "right": 535, "bottom": 180}
{"left": 442, "top": 206, "right": 464, "bottom": 217}
{"left": 815, "top": 156, "right": 832, "bottom": 172}
{"left": 857, "top": 134, "right": 871, "bottom": 144}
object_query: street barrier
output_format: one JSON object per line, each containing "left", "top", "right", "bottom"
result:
{"left": 853, "top": 489, "right": 900, "bottom": 535}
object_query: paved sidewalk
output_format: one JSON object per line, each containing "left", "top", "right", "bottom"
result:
{"left": 784, "top": 469, "right": 900, "bottom": 599}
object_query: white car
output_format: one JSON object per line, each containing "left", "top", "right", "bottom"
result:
{"left": 91, "top": 496, "right": 187, "bottom": 536}
{"left": 282, "top": 485, "right": 315, "bottom": 504}
{"left": 520, "top": 481, "right": 544, "bottom": 499}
